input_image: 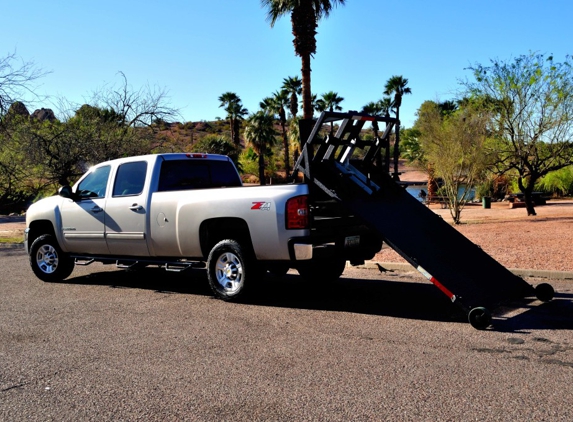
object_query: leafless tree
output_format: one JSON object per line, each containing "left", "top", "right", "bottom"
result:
{"left": 0, "top": 51, "right": 48, "bottom": 117}
{"left": 89, "top": 71, "right": 180, "bottom": 128}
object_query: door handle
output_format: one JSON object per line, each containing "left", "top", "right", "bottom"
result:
{"left": 129, "top": 204, "right": 143, "bottom": 211}
{"left": 90, "top": 206, "right": 103, "bottom": 213}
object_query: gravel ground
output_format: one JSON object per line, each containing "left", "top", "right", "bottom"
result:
{"left": 2, "top": 249, "right": 573, "bottom": 421}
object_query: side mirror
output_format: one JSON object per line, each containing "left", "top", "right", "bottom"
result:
{"left": 58, "top": 185, "right": 75, "bottom": 200}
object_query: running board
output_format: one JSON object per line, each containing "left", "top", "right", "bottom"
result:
{"left": 71, "top": 255, "right": 206, "bottom": 272}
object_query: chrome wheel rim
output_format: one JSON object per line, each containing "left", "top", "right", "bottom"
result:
{"left": 215, "top": 252, "right": 243, "bottom": 294}
{"left": 36, "top": 244, "right": 59, "bottom": 274}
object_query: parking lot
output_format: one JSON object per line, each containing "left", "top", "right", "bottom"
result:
{"left": 2, "top": 248, "right": 573, "bottom": 421}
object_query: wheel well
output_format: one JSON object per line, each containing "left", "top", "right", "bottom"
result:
{"left": 27, "top": 220, "right": 56, "bottom": 251}
{"left": 199, "top": 218, "right": 253, "bottom": 258}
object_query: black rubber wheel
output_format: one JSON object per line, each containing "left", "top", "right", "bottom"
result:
{"left": 297, "top": 257, "right": 346, "bottom": 283}
{"left": 535, "top": 283, "right": 555, "bottom": 302}
{"left": 468, "top": 307, "right": 492, "bottom": 330}
{"left": 29, "top": 234, "right": 75, "bottom": 282}
{"left": 207, "top": 239, "right": 259, "bottom": 301}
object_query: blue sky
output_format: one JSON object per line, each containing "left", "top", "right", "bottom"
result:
{"left": 3, "top": 0, "right": 572, "bottom": 128}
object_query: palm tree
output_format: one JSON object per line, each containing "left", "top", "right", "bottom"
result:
{"left": 315, "top": 91, "right": 344, "bottom": 113}
{"left": 231, "top": 102, "right": 249, "bottom": 146}
{"left": 244, "top": 111, "right": 277, "bottom": 185}
{"left": 384, "top": 76, "right": 412, "bottom": 114}
{"left": 383, "top": 76, "right": 412, "bottom": 179}
{"left": 310, "top": 93, "right": 319, "bottom": 114}
{"left": 218, "top": 92, "right": 248, "bottom": 146}
{"left": 362, "top": 96, "right": 395, "bottom": 172}
{"left": 315, "top": 91, "right": 344, "bottom": 133}
{"left": 289, "top": 115, "right": 301, "bottom": 165}
{"left": 361, "top": 101, "right": 382, "bottom": 116}
{"left": 281, "top": 75, "right": 302, "bottom": 118}
{"left": 378, "top": 97, "right": 394, "bottom": 118}
{"left": 261, "top": 90, "right": 291, "bottom": 177}
{"left": 262, "top": 0, "right": 346, "bottom": 120}
{"left": 362, "top": 101, "right": 383, "bottom": 138}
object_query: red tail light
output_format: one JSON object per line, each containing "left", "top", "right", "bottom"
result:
{"left": 286, "top": 195, "right": 309, "bottom": 229}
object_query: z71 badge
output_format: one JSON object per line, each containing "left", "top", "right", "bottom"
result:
{"left": 251, "top": 202, "right": 272, "bottom": 211}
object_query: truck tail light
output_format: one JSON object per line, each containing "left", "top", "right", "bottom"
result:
{"left": 286, "top": 195, "right": 309, "bottom": 230}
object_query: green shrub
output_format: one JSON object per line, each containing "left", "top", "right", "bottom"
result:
{"left": 536, "top": 166, "right": 573, "bottom": 197}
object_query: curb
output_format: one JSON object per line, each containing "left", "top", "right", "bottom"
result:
{"left": 353, "top": 261, "right": 573, "bottom": 280}
{"left": 0, "top": 243, "right": 24, "bottom": 249}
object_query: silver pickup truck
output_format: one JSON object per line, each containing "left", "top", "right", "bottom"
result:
{"left": 25, "top": 153, "right": 382, "bottom": 300}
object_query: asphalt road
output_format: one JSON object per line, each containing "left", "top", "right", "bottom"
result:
{"left": 2, "top": 248, "right": 573, "bottom": 421}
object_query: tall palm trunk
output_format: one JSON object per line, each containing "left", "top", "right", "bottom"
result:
{"left": 229, "top": 118, "right": 235, "bottom": 145}
{"left": 301, "top": 54, "right": 313, "bottom": 120}
{"left": 279, "top": 110, "right": 290, "bottom": 176}
{"left": 291, "top": 1, "right": 316, "bottom": 120}
{"left": 393, "top": 109, "right": 400, "bottom": 180}
{"left": 258, "top": 146, "right": 266, "bottom": 185}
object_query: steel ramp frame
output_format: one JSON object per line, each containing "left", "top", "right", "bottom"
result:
{"left": 293, "top": 111, "right": 554, "bottom": 329}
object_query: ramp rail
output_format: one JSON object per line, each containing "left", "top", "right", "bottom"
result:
{"left": 292, "top": 111, "right": 554, "bottom": 329}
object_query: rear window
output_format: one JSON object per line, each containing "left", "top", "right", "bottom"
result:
{"left": 158, "top": 159, "right": 241, "bottom": 192}
{"left": 113, "top": 161, "right": 148, "bottom": 197}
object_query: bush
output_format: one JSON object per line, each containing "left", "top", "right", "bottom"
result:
{"left": 536, "top": 166, "right": 573, "bottom": 197}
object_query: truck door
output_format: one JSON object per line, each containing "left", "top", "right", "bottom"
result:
{"left": 60, "top": 165, "right": 110, "bottom": 255}
{"left": 104, "top": 160, "right": 150, "bottom": 256}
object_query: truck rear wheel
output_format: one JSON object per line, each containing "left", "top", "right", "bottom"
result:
{"left": 207, "top": 239, "right": 258, "bottom": 301}
{"left": 30, "top": 234, "right": 75, "bottom": 282}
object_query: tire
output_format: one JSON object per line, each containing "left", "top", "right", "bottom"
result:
{"left": 207, "top": 239, "right": 259, "bottom": 301}
{"left": 468, "top": 307, "right": 492, "bottom": 330}
{"left": 297, "top": 257, "right": 346, "bottom": 283}
{"left": 535, "top": 283, "right": 555, "bottom": 302}
{"left": 29, "top": 234, "right": 75, "bottom": 282}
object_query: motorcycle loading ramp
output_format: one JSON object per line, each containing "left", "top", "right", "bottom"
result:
{"left": 292, "top": 111, "right": 555, "bottom": 329}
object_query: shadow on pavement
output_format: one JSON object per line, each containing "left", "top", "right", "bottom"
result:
{"left": 492, "top": 292, "right": 573, "bottom": 332}
{"left": 61, "top": 267, "right": 573, "bottom": 331}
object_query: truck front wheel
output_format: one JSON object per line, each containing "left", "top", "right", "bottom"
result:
{"left": 29, "top": 234, "right": 75, "bottom": 282}
{"left": 207, "top": 239, "right": 258, "bottom": 301}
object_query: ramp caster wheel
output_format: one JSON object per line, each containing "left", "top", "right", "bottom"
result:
{"left": 468, "top": 307, "right": 492, "bottom": 330}
{"left": 535, "top": 283, "right": 554, "bottom": 302}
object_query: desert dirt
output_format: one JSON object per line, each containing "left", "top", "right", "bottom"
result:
{"left": 374, "top": 199, "right": 573, "bottom": 272}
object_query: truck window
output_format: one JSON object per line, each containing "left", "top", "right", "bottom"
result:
{"left": 158, "top": 160, "right": 241, "bottom": 192}
{"left": 76, "top": 165, "right": 111, "bottom": 199}
{"left": 113, "top": 161, "right": 148, "bottom": 197}
{"left": 209, "top": 161, "right": 242, "bottom": 187}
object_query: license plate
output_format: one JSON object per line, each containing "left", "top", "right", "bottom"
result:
{"left": 344, "top": 235, "right": 360, "bottom": 248}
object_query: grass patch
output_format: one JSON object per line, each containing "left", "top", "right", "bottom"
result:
{"left": 0, "top": 236, "right": 24, "bottom": 244}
